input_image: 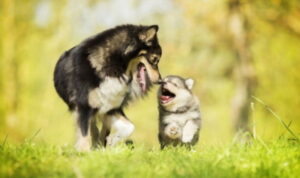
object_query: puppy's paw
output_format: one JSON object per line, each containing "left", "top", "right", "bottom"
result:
{"left": 165, "top": 124, "right": 181, "bottom": 139}
{"left": 181, "top": 134, "right": 194, "bottom": 143}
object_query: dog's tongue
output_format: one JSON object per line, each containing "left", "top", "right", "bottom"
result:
{"left": 139, "top": 66, "right": 147, "bottom": 92}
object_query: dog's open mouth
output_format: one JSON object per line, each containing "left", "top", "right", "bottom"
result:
{"left": 137, "top": 63, "right": 148, "bottom": 93}
{"left": 160, "top": 87, "right": 175, "bottom": 104}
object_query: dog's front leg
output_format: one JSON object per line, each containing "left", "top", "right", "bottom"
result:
{"left": 74, "top": 106, "right": 95, "bottom": 151}
{"left": 181, "top": 119, "right": 199, "bottom": 144}
{"left": 105, "top": 112, "right": 135, "bottom": 147}
{"left": 90, "top": 116, "right": 102, "bottom": 149}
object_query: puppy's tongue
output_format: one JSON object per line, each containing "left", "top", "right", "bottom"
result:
{"left": 139, "top": 66, "right": 147, "bottom": 92}
{"left": 160, "top": 95, "right": 171, "bottom": 103}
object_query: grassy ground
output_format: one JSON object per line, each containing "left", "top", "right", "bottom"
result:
{"left": 1, "top": 138, "right": 299, "bottom": 178}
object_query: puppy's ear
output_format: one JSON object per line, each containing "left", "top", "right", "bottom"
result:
{"left": 185, "top": 78, "right": 194, "bottom": 90}
{"left": 139, "top": 25, "right": 159, "bottom": 43}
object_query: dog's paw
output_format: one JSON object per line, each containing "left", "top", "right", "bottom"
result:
{"left": 106, "top": 134, "right": 122, "bottom": 147}
{"left": 75, "top": 139, "right": 91, "bottom": 151}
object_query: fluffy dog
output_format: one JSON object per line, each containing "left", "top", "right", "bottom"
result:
{"left": 54, "top": 24, "right": 162, "bottom": 151}
{"left": 157, "top": 75, "right": 201, "bottom": 149}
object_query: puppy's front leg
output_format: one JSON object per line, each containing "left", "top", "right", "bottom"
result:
{"left": 105, "top": 112, "right": 135, "bottom": 147}
{"left": 181, "top": 119, "right": 200, "bottom": 144}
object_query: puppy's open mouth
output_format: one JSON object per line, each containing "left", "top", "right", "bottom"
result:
{"left": 160, "top": 87, "right": 175, "bottom": 104}
{"left": 137, "top": 63, "right": 148, "bottom": 93}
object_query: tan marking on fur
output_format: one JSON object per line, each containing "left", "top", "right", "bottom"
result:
{"left": 89, "top": 47, "right": 106, "bottom": 72}
{"left": 88, "top": 31, "right": 128, "bottom": 75}
{"left": 125, "top": 56, "right": 142, "bottom": 76}
{"left": 138, "top": 50, "right": 147, "bottom": 55}
{"left": 124, "top": 45, "right": 135, "bottom": 55}
{"left": 139, "top": 27, "right": 157, "bottom": 42}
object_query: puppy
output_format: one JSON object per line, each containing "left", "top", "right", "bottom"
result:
{"left": 54, "top": 24, "right": 162, "bottom": 151}
{"left": 157, "top": 75, "right": 201, "bottom": 149}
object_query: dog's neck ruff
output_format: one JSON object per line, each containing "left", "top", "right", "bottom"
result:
{"left": 161, "top": 105, "right": 192, "bottom": 114}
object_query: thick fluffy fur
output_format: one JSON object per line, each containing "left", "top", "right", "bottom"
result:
{"left": 54, "top": 24, "right": 162, "bottom": 151}
{"left": 157, "top": 75, "right": 201, "bottom": 149}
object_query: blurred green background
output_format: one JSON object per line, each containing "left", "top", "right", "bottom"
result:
{"left": 0, "top": 0, "right": 299, "bottom": 148}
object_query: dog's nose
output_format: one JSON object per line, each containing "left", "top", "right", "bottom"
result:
{"left": 154, "top": 74, "right": 165, "bottom": 85}
{"left": 155, "top": 79, "right": 166, "bottom": 85}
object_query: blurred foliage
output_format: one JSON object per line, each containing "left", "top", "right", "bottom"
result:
{"left": 0, "top": 0, "right": 300, "bottom": 147}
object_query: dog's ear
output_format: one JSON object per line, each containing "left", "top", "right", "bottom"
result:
{"left": 185, "top": 78, "right": 194, "bottom": 90}
{"left": 139, "top": 25, "right": 159, "bottom": 43}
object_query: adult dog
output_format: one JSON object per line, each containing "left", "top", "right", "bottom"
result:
{"left": 54, "top": 24, "right": 162, "bottom": 151}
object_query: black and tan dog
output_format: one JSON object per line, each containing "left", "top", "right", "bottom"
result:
{"left": 54, "top": 24, "right": 162, "bottom": 151}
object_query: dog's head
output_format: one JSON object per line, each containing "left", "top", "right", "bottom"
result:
{"left": 158, "top": 75, "right": 195, "bottom": 112}
{"left": 126, "top": 25, "right": 162, "bottom": 95}
{"left": 126, "top": 48, "right": 161, "bottom": 96}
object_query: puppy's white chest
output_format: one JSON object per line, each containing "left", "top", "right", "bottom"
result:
{"left": 163, "top": 111, "right": 200, "bottom": 126}
{"left": 88, "top": 76, "right": 128, "bottom": 113}
{"left": 163, "top": 114, "right": 187, "bottom": 126}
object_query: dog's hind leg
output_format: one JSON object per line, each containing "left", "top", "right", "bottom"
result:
{"left": 105, "top": 112, "right": 135, "bottom": 147}
{"left": 74, "top": 106, "right": 95, "bottom": 151}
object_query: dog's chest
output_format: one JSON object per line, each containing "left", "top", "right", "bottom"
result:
{"left": 162, "top": 111, "right": 200, "bottom": 127}
{"left": 88, "top": 77, "right": 129, "bottom": 113}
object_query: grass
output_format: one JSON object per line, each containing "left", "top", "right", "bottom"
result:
{"left": 1, "top": 138, "right": 300, "bottom": 178}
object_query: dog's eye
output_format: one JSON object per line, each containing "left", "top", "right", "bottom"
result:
{"left": 151, "top": 55, "right": 160, "bottom": 65}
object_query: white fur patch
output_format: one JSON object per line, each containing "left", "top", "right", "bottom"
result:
{"left": 110, "top": 118, "right": 135, "bottom": 137}
{"left": 163, "top": 111, "right": 200, "bottom": 127}
{"left": 75, "top": 135, "right": 91, "bottom": 151}
{"left": 128, "top": 75, "right": 143, "bottom": 100}
{"left": 182, "top": 120, "right": 199, "bottom": 143}
{"left": 88, "top": 76, "right": 129, "bottom": 113}
{"left": 185, "top": 78, "right": 194, "bottom": 90}
{"left": 106, "top": 117, "right": 135, "bottom": 147}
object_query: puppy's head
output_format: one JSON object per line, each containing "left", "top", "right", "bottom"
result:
{"left": 158, "top": 75, "right": 195, "bottom": 112}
